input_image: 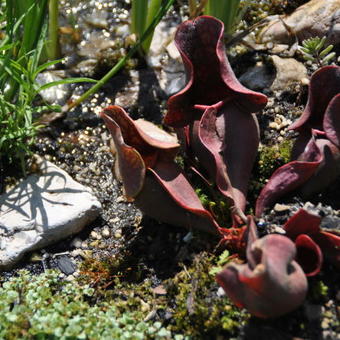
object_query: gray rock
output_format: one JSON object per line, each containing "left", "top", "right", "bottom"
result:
{"left": 270, "top": 55, "right": 308, "bottom": 92}
{"left": 147, "top": 21, "right": 177, "bottom": 68}
{"left": 239, "top": 56, "right": 307, "bottom": 92}
{"left": 0, "top": 156, "right": 101, "bottom": 269}
{"left": 239, "top": 62, "right": 274, "bottom": 91}
{"left": 77, "top": 32, "right": 115, "bottom": 59}
{"left": 36, "top": 71, "right": 71, "bottom": 105}
{"left": 57, "top": 255, "right": 77, "bottom": 275}
{"left": 321, "top": 215, "right": 340, "bottom": 234}
{"left": 72, "top": 59, "right": 98, "bottom": 78}
{"left": 85, "top": 10, "right": 108, "bottom": 29}
{"left": 159, "top": 59, "right": 185, "bottom": 96}
{"left": 259, "top": 0, "right": 340, "bottom": 46}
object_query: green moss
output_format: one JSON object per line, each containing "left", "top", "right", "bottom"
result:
{"left": 194, "top": 186, "right": 231, "bottom": 227}
{"left": 0, "top": 248, "right": 252, "bottom": 339}
{"left": 0, "top": 270, "right": 174, "bottom": 340}
{"left": 76, "top": 251, "right": 248, "bottom": 339}
{"left": 260, "top": 139, "right": 292, "bottom": 176}
{"left": 166, "top": 252, "right": 249, "bottom": 338}
{"left": 209, "top": 250, "right": 232, "bottom": 277}
{"left": 253, "top": 139, "right": 293, "bottom": 188}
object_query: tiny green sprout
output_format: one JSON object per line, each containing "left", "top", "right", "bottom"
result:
{"left": 311, "top": 280, "right": 329, "bottom": 300}
{"left": 209, "top": 250, "right": 231, "bottom": 276}
{"left": 299, "top": 36, "right": 336, "bottom": 67}
{"left": 216, "top": 250, "right": 231, "bottom": 266}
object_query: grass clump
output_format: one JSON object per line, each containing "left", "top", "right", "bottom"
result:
{"left": 0, "top": 95, "right": 41, "bottom": 173}
{"left": 0, "top": 0, "right": 94, "bottom": 175}
{"left": 0, "top": 270, "right": 173, "bottom": 340}
{"left": 204, "top": 0, "right": 244, "bottom": 36}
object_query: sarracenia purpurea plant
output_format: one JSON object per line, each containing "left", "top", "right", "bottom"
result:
{"left": 100, "top": 16, "right": 340, "bottom": 318}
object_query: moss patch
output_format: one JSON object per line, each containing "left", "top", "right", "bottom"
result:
{"left": 0, "top": 270, "right": 174, "bottom": 340}
{"left": 165, "top": 252, "right": 249, "bottom": 339}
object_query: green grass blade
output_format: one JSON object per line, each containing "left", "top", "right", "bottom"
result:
{"left": 315, "top": 36, "right": 326, "bottom": 51}
{"left": 21, "top": 0, "right": 48, "bottom": 54}
{"left": 321, "top": 52, "right": 335, "bottom": 64}
{"left": 204, "top": 0, "right": 241, "bottom": 35}
{"left": 0, "top": 43, "right": 15, "bottom": 52}
{"left": 32, "top": 59, "right": 64, "bottom": 79}
{"left": 47, "top": 0, "right": 61, "bottom": 60}
{"left": 36, "top": 77, "right": 97, "bottom": 93}
{"left": 29, "top": 19, "right": 48, "bottom": 79}
{"left": 142, "top": 0, "right": 162, "bottom": 54}
{"left": 131, "top": 0, "right": 148, "bottom": 38}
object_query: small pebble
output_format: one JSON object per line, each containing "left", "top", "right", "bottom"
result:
{"left": 217, "top": 287, "right": 226, "bottom": 297}
{"left": 116, "top": 196, "right": 125, "bottom": 203}
{"left": 321, "top": 319, "right": 330, "bottom": 329}
{"left": 102, "top": 227, "right": 111, "bottom": 238}
{"left": 71, "top": 249, "right": 84, "bottom": 257}
{"left": 65, "top": 274, "right": 75, "bottom": 281}
{"left": 143, "top": 310, "right": 157, "bottom": 322}
{"left": 183, "top": 232, "right": 193, "bottom": 243}
{"left": 269, "top": 122, "right": 279, "bottom": 130}
{"left": 90, "top": 231, "right": 102, "bottom": 240}
{"left": 152, "top": 285, "right": 167, "bottom": 295}
{"left": 301, "top": 77, "right": 310, "bottom": 86}
{"left": 110, "top": 217, "right": 120, "bottom": 224}
{"left": 71, "top": 237, "right": 83, "bottom": 248}
{"left": 273, "top": 226, "right": 286, "bottom": 234}
{"left": 98, "top": 242, "right": 107, "bottom": 249}
{"left": 140, "top": 300, "right": 150, "bottom": 312}
{"left": 274, "top": 203, "right": 290, "bottom": 213}
{"left": 57, "top": 256, "right": 77, "bottom": 275}
{"left": 89, "top": 240, "right": 100, "bottom": 247}
{"left": 114, "top": 229, "right": 122, "bottom": 238}
{"left": 81, "top": 241, "right": 88, "bottom": 249}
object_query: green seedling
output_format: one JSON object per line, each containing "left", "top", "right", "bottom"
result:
{"left": 299, "top": 36, "right": 336, "bottom": 67}
{"left": 209, "top": 250, "right": 232, "bottom": 276}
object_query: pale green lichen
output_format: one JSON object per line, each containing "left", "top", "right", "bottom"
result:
{"left": 0, "top": 270, "right": 174, "bottom": 340}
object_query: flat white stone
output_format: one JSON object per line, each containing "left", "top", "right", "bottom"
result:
{"left": 0, "top": 157, "right": 101, "bottom": 269}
